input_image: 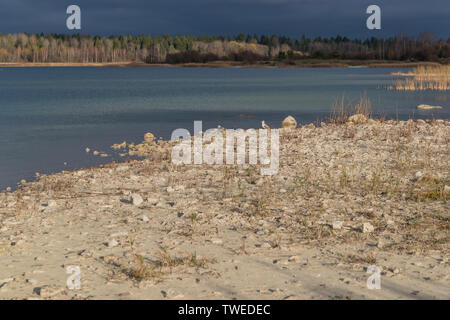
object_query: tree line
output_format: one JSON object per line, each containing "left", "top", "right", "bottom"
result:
{"left": 0, "top": 32, "right": 448, "bottom": 64}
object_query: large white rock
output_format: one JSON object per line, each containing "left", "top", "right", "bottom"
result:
{"left": 347, "top": 114, "right": 368, "bottom": 124}
{"left": 281, "top": 116, "right": 297, "bottom": 128}
{"left": 144, "top": 132, "right": 155, "bottom": 143}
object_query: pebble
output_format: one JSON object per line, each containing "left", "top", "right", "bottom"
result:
{"left": 209, "top": 238, "right": 223, "bottom": 245}
{"left": 33, "top": 286, "right": 64, "bottom": 298}
{"left": 361, "top": 222, "right": 374, "bottom": 233}
{"left": 255, "top": 242, "right": 272, "bottom": 248}
{"left": 131, "top": 193, "right": 144, "bottom": 206}
{"left": 332, "top": 221, "right": 343, "bottom": 230}
{"left": 106, "top": 239, "right": 119, "bottom": 248}
{"left": 273, "top": 259, "right": 290, "bottom": 265}
{"left": 147, "top": 197, "right": 159, "bottom": 205}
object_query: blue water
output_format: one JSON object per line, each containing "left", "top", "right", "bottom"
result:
{"left": 0, "top": 67, "right": 448, "bottom": 190}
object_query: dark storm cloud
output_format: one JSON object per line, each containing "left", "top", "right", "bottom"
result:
{"left": 0, "top": 0, "right": 448, "bottom": 38}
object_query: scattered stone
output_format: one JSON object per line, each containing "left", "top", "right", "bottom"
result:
{"left": 110, "top": 231, "right": 128, "bottom": 237}
{"left": 332, "top": 221, "right": 343, "bottom": 230}
{"left": 33, "top": 286, "right": 64, "bottom": 298}
{"left": 106, "top": 239, "right": 119, "bottom": 248}
{"left": 391, "top": 267, "right": 400, "bottom": 274}
{"left": 26, "top": 279, "right": 39, "bottom": 285}
{"left": 208, "top": 238, "right": 223, "bottom": 245}
{"left": 111, "top": 142, "right": 127, "bottom": 150}
{"left": 341, "top": 278, "right": 352, "bottom": 284}
{"left": 416, "top": 119, "right": 426, "bottom": 125}
{"left": 255, "top": 242, "right": 272, "bottom": 248}
{"left": 161, "top": 289, "right": 184, "bottom": 299}
{"left": 361, "top": 222, "right": 374, "bottom": 233}
{"left": 147, "top": 197, "right": 159, "bottom": 205}
{"left": 1, "top": 278, "right": 14, "bottom": 284}
{"left": 144, "top": 133, "right": 155, "bottom": 143}
{"left": 273, "top": 259, "right": 290, "bottom": 265}
{"left": 131, "top": 193, "right": 144, "bottom": 206}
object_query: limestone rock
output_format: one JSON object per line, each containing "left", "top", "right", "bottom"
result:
{"left": 361, "top": 222, "right": 375, "bottom": 233}
{"left": 131, "top": 193, "right": 144, "bottom": 206}
{"left": 347, "top": 114, "right": 368, "bottom": 124}
{"left": 144, "top": 132, "right": 155, "bottom": 143}
{"left": 281, "top": 116, "right": 297, "bottom": 128}
{"left": 106, "top": 239, "right": 119, "bottom": 248}
{"left": 332, "top": 221, "right": 343, "bottom": 230}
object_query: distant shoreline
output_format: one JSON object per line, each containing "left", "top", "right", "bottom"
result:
{"left": 0, "top": 60, "right": 443, "bottom": 69}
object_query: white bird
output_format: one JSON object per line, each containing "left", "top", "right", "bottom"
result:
{"left": 261, "top": 120, "right": 270, "bottom": 129}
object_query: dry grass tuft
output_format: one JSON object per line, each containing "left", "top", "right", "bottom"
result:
{"left": 389, "top": 65, "right": 450, "bottom": 91}
{"left": 345, "top": 254, "right": 377, "bottom": 265}
{"left": 329, "top": 95, "right": 372, "bottom": 124}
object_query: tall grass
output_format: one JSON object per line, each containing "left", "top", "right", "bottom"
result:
{"left": 389, "top": 65, "right": 450, "bottom": 91}
{"left": 329, "top": 95, "right": 372, "bottom": 124}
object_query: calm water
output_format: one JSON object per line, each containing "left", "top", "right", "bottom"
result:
{"left": 0, "top": 67, "right": 449, "bottom": 190}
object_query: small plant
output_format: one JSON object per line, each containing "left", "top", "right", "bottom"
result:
{"left": 345, "top": 254, "right": 377, "bottom": 265}
{"left": 339, "top": 166, "right": 350, "bottom": 190}
{"left": 124, "top": 239, "right": 159, "bottom": 282}
{"left": 156, "top": 246, "right": 214, "bottom": 269}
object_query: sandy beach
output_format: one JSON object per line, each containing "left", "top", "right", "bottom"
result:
{"left": 0, "top": 118, "right": 449, "bottom": 300}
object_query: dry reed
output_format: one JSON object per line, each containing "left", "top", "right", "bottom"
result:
{"left": 389, "top": 65, "right": 449, "bottom": 91}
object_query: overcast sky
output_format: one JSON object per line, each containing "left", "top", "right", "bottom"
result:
{"left": 0, "top": 0, "right": 448, "bottom": 38}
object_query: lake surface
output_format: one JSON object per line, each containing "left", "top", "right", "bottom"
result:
{"left": 0, "top": 67, "right": 449, "bottom": 190}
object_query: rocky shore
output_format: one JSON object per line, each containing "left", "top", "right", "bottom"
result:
{"left": 0, "top": 119, "right": 449, "bottom": 299}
